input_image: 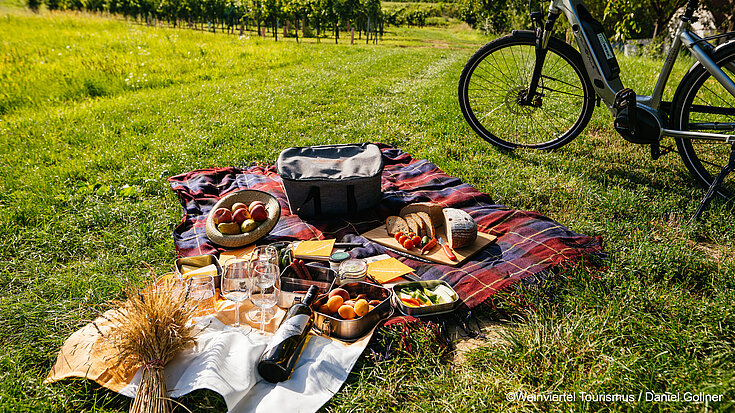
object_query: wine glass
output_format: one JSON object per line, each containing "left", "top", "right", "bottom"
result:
{"left": 248, "top": 245, "right": 280, "bottom": 321}
{"left": 221, "top": 262, "right": 252, "bottom": 332}
{"left": 248, "top": 262, "right": 279, "bottom": 333}
{"left": 249, "top": 245, "right": 279, "bottom": 267}
{"left": 187, "top": 275, "right": 217, "bottom": 317}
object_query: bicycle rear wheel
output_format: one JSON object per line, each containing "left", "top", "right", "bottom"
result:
{"left": 459, "top": 31, "right": 595, "bottom": 150}
{"left": 671, "top": 43, "right": 735, "bottom": 199}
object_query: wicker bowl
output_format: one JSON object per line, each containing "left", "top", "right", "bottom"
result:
{"left": 205, "top": 189, "right": 281, "bottom": 248}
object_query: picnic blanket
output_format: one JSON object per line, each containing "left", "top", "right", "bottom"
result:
{"left": 169, "top": 144, "right": 603, "bottom": 309}
{"left": 47, "top": 303, "right": 374, "bottom": 413}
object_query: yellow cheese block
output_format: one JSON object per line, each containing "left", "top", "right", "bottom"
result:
{"left": 181, "top": 264, "right": 218, "bottom": 278}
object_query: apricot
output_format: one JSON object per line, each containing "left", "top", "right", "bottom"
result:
{"left": 338, "top": 305, "right": 356, "bottom": 320}
{"left": 328, "top": 288, "right": 349, "bottom": 302}
{"left": 326, "top": 295, "right": 344, "bottom": 313}
{"left": 354, "top": 299, "right": 369, "bottom": 317}
{"left": 343, "top": 300, "right": 355, "bottom": 307}
{"left": 317, "top": 303, "right": 332, "bottom": 315}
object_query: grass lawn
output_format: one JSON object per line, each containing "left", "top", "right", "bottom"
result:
{"left": 1, "top": 4, "right": 734, "bottom": 412}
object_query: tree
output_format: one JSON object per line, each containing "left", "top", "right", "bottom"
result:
{"left": 603, "top": 0, "right": 687, "bottom": 40}
{"left": 27, "top": 0, "right": 41, "bottom": 11}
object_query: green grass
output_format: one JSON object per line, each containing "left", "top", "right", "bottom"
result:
{"left": 1, "top": 6, "right": 734, "bottom": 413}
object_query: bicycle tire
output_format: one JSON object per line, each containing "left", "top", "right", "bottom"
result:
{"left": 459, "top": 31, "right": 595, "bottom": 150}
{"left": 671, "top": 42, "right": 735, "bottom": 199}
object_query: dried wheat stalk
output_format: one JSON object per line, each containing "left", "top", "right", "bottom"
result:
{"left": 106, "top": 272, "right": 199, "bottom": 413}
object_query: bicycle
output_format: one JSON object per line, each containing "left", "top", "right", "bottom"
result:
{"left": 458, "top": 0, "right": 735, "bottom": 220}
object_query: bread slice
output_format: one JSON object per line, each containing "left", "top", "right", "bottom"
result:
{"left": 400, "top": 203, "right": 444, "bottom": 228}
{"left": 386, "top": 216, "right": 410, "bottom": 236}
{"left": 406, "top": 213, "right": 426, "bottom": 237}
{"left": 403, "top": 214, "right": 421, "bottom": 236}
{"left": 415, "top": 211, "right": 435, "bottom": 238}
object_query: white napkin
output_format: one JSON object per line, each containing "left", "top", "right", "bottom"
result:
{"left": 119, "top": 316, "right": 369, "bottom": 413}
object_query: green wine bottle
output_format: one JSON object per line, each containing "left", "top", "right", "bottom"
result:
{"left": 258, "top": 285, "right": 319, "bottom": 383}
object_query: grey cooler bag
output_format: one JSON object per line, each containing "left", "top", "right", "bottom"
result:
{"left": 277, "top": 143, "right": 384, "bottom": 217}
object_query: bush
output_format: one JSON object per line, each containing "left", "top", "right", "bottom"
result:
{"left": 44, "top": 0, "right": 60, "bottom": 10}
{"left": 27, "top": 0, "right": 42, "bottom": 11}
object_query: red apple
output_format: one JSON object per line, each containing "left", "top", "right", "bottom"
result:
{"left": 249, "top": 200, "right": 264, "bottom": 211}
{"left": 249, "top": 204, "right": 268, "bottom": 221}
{"left": 231, "top": 202, "right": 248, "bottom": 213}
{"left": 212, "top": 208, "right": 233, "bottom": 225}
{"left": 232, "top": 207, "right": 250, "bottom": 223}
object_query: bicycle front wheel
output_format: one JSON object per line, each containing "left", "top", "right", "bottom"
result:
{"left": 671, "top": 43, "right": 735, "bottom": 199}
{"left": 459, "top": 31, "right": 595, "bottom": 150}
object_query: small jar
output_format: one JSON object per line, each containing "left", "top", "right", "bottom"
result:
{"left": 329, "top": 251, "right": 351, "bottom": 274}
{"left": 338, "top": 258, "right": 368, "bottom": 285}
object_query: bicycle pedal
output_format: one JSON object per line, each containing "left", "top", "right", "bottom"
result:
{"left": 613, "top": 88, "right": 636, "bottom": 111}
{"left": 614, "top": 88, "right": 638, "bottom": 139}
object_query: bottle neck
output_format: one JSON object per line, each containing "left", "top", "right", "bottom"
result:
{"left": 301, "top": 285, "right": 319, "bottom": 307}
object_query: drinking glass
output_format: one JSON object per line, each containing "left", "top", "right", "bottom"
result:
{"left": 249, "top": 245, "right": 279, "bottom": 267}
{"left": 248, "top": 262, "right": 279, "bottom": 333}
{"left": 248, "top": 245, "right": 280, "bottom": 321}
{"left": 188, "top": 275, "right": 217, "bottom": 317}
{"left": 221, "top": 262, "right": 252, "bottom": 332}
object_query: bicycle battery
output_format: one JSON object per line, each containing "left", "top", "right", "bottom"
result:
{"left": 577, "top": 4, "right": 620, "bottom": 82}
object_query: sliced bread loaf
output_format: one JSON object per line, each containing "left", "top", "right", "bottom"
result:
{"left": 386, "top": 216, "right": 410, "bottom": 236}
{"left": 400, "top": 202, "right": 444, "bottom": 228}
{"left": 403, "top": 214, "right": 422, "bottom": 236}
{"left": 415, "top": 211, "right": 435, "bottom": 238}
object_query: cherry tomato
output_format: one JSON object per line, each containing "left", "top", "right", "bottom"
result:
{"left": 402, "top": 238, "right": 415, "bottom": 249}
{"left": 394, "top": 231, "right": 405, "bottom": 242}
{"left": 408, "top": 232, "right": 416, "bottom": 238}
{"left": 411, "top": 235, "right": 421, "bottom": 245}
{"left": 398, "top": 235, "right": 409, "bottom": 245}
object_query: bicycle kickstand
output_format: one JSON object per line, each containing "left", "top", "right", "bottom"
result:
{"left": 688, "top": 143, "right": 735, "bottom": 223}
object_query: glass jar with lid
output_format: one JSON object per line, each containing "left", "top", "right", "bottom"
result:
{"left": 337, "top": 258, "right": 368, "bottom": 285}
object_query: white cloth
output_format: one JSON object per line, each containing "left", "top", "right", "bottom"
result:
{"left": 119, "top": 316, "right": 369, "bottom": 413}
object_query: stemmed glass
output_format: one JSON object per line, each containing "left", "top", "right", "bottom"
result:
{"left": 221, "top": 261, "right": 252, "bottom": 332}
{"left": 247, "top": 245, "right": 280, "bottom": 322}
{"left": 249, "top": 245, "right": 279, "bottom": 267}
{"left": 248, "top": 262, "right": 280, "bottom": 333}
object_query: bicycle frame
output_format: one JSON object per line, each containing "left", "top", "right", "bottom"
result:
{"left": 541, "top": 0, "right": 735, "bottom": 144}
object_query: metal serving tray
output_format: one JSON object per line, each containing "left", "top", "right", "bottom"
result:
{"left": 278, "top": 263, "right": 335, "bottom": 308}
{"left": 311, "top": 282, "right": 393, "bottom": 342}
{"left": 174, "top": 254, "right": 223, "bottom": 287}
{"left": 392, "top": 279, "right": 459, "bottom": 317}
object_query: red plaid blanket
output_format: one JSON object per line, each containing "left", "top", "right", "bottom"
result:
{"left": 169, "top": 144, "right": 603, "bottom": 309}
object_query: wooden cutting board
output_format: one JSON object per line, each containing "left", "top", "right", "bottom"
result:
{"left": 362, "top": 226, "right": 497, "bottom": 266}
